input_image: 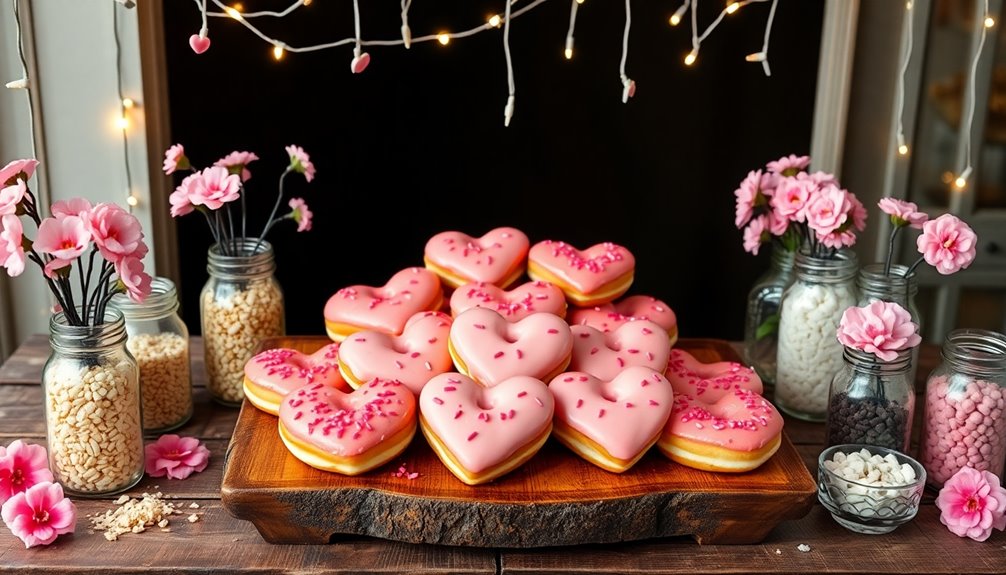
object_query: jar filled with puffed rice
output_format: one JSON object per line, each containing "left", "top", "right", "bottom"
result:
{"left": 111, "top": 276, "right": 193, "bottom": 432}
{"left": 201, "top": 239, "right": 285, "bottom": 406}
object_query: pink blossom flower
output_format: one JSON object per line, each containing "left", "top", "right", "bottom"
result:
{"left": 916, "top": 214, "right": 978, "bottom": 275}
{"left": 114, "top": 256, "right": 152, "bottom": 303}
{"left": 765, "top": 154, "right": 810, "bottom": 176}
{"left": 34, "top": 215, "right": 89, "bottom": 271}
{"left": 770, "top": 176, "right": 814, "bottom": 222}
{"left": 214, "top": 151, "right": 259, "bottom": 183}
{"left": 806, "top": 171, "right": 839, "bottom": 189}
{"left": 0, "top": 159, "right": 39, "bottom": 186}
{"left": 0, "top": 215, "right": 26, "bottom": 277}
{"left": 0, "top": 481, "right": 75, "bottom": 548}
{"left": 145, "top": 434, "right": 210, "bottom": 480}
{"left": 162, "top": 144, "right": 189, "bottom": 175}
{"left": 84, "top": 203, "right": 145, "bottom": 263}
{"left": 742, "top": 214, "right": 770, "bottom": 256}
{"left": 848, "top": 193, "right": 868, "bottom": 232}
{"left": 285, "top": 145, "right": 316, "bottom": 182}
{"left": 187, "top": 167, "right": 241, "bottom": 211}
{"left": 0, "top": 441, "right": 53, "bottom": 504}
{"left": 50, "top": 198, "right": 92, "bottom": 219}
{"left": 766, "top": 209, "right": 789, "bottom": 237}
{"left": 733, "top": 170, "right": 773, "bottom": 229}
{"left": 879, "top": 198, "right": 928, "bottom": 229}
{"left": 936, "top": 466, "right": 1006, "bottom": 542}
{"left": 288, "top": 197, "right": 313, "bottom": 232}
{"left": 169, "top": 173, "right": 199, "bottom": 217}
{"left": 804, "top": 185, "right": 852, "bottom": 236}
{"left": 0, "top": 180, "right": 26, "bottom": 216}
{"left": 836, "top": 300, "right": 921, "bottom": 361}
{"left": 818, "top": 228, "right": 858, "bottom": 249}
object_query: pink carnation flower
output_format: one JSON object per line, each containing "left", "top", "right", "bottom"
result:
{"left": 188, "top": 167, "right": 241, "bottom": 211}
{"left": 733, "top": 170, "right": 773, "bottom": 229}
{"left": 848, "top": 193, "right": 868, "bottom": 232}
{"left": 879, "top": 198, "right": 928, "bottom": 229}
{"left": 936, "top": 466, "right": 1006, "bottom": 542}
{"left": 115, "top": 256, "right": 152, "bottom": 303}
{"left": 836, "top": 300, "right": 921, "bottom": 361}
{"left": 742, "top": 214, "right": 770, "bottom": 256}
{"left": 169, "top": 173, "right": 199, "bottom": 217}
{"left": 765, "top": 154, "right": 810, "bottom": 176}
{"left": 285, "top": 145, "right": 316, "bottom": 182}
{"left": 818, "top": 228, "right": 858, "bottom": 249}
{"left": 35, "top": 215, "right": 90, "bottom": 277}
{"left": 288, "top": 197, "right": 313, "bottom": 232}
{"left": 770, "top": 176, "right": 814, "bottom": 222}
{"left": 145, "top": 434, "right": 210, "bottom": 480}
{"left": 0, "top": 159, "right": 39, "bottom": 186}
{"left": 0, "top": 481, "right": 75, "bottom": 548}
{"left": 916, "top": 214, "right": 978, "bottom": 275}
{"left": 162, "top": 144, "right": 189, "bottom": 175}
{"left": 0, "top": 215, "right": 26, "bottom": 277}
{"left": 85, "top": 203, "right": 146, "bottom": 264}
{"left": 0, "top": 440, "right": 53, "bottom": 504}
{"left": 0, "top": 180, "right": 26, "bottom": 216}
{"left": 214, "top": 150, "right": 259, "bottom": 183}
{"left": 766, "top": 209, "right": 789, "bottom": 237}
{"left": 804, "top": 185, "right": 852, "bottom": 236}
{"left": 50, "top": 198, "right": 92, "bottom": 219}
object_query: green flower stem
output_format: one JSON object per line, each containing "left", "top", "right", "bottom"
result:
{"left": 253, "top": 167, "right": 292, "bottom": 255}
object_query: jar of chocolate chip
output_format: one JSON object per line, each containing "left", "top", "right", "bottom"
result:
{"left": 826, "top": 346, "right": 914, "bottom": 453}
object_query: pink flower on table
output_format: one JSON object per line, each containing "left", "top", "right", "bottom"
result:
{"left": 84, "top": 203, "right": 145, "bottom": 263}
{"left": 733, "top": 169, "right": 773, "bottom": 229}
{"left": 114, "top": 256, "right": 152, "bottom": 303}
{"left": 188, "top": 167, "right": 241, "bottom": 211}
{"left": 35, "top": 215, "right": 90, "bottom": 276}
{"left": 214, "top": 150, "right": 259, "bottom": 183}
{"left": 805, "top": 185, "right": 852, "bottom": 236}
{"left": 770, "top": 176, "right": 814, "bottom": 222}
{"left": 742, "top": 214, "right": 770, "bottom": 256}
{"left": 162, "top": 144, "right": 189, "bottom": 175}
{"left": 145, "top": 434, "right": 210, "bottom": 480}
{"left": 285, "top": 145, "right": 316, "bottom": 182}
{"left": 288, "top": 197, "right": 313, "bottom": 232}
{"left": 836, "top": 300, "right": 921, "bottom": 361}
{"left": 765, "top": 154, "right": 810, "bottom": 176}
{"left": 916, "top": 214, "right": 978, "bottom": 275}
{"left": 879, "top": 198, "right": 928, "bottom": 229}
{"left": 50, "top": 198, "right": 92, "bottom": 219}
{"left": 0, "top": 481, "right": 75, "bottom": 548}
{"left": 0, "top": 215, "right": 26, "bottom": 277}
{"left": 0, "top": 180, "right": 26, "bottom": 216}
{"left": 0, "top": 159, "right": 39, "bottom": 186}
{"left": 169, "top": 173, "right": 199, "bottom": 217}
{"left": 0, "top": 440, "right": 53, "bottom": 504}
{"left": 936, "top": 466, "right": 1006, "bottom": 542}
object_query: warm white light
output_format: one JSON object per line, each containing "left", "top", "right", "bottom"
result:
{"left": 898, "top": 144, "right": 909, "bottom": 156}
{"left": 115, "top": 115, "right": 129, "bottom": 130}
{"left": 684, "top": 50, "right": 697, "bottom": 66}
{"left": 985, "top": 16, "right": 995, "bottom": 28}
{"left": 905, "top": 1, "right": 912, "bottom": 8}
{"left": 575, "top": 0, "right": 585, "bottom": 4}
{"left": 126, "top": 194, "right": 139, "bottom": 207}
{"left": 121, "top": 97, "right": 135, "bottom": 109}
{"left": 726, "top": 2, "right": 740, "bottom": 15}
{"left": 225, "top": 5, "right": 242, "bottom": 20}
{"left": 437, "top": 32, "right": 451, "bottom": 45}
{"left": 302, "top": 0, "right": 312, "bottom": 5}
{"left": 954, "top": 176, "right": 967, "bottom": 189}
{"left": 564, "top": 47, "right": 573, "bottom": 59}
{"left": 273, "top": 44, "right": 285, "bottom": 60}
{"left": 670, "top": 14, "right": 681, "bottom": 26}
{"left": 488, "top": 14, "right": 501, "bottom": 28}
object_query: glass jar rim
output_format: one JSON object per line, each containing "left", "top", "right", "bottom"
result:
{"left": 793, "top": 248, "right": 858, "bottom": 281}
{"left": 842, "top": 346, "right": 913, "bottom": 371}
{"left": 941, "top": 329, "right": 1006, "bottom": 374}
{"left": 49, "top": 307, "right": 128, "bottom": 352}
{"left": 856, "top": 263, "right": 918, "bottom": 296}
{"left": 206, "top": 238, "right": 276, "bottom": 280}
{"left": 111, "top": 277, "right": 179, "bottom": 318}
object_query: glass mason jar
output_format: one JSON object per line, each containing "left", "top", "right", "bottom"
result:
{"left": 919, "top": 329, "right": 1006, "bottom": 488}
{"left": 856, "top": 263, "right": 921, "bottom": 386}
{"left": 743, "top": 246, "right": 796, "bottom": 388}
{"left": 42, "top": 308, "right": 144, "bottom": 497}
{"left": 201, "top": 238, "right": 285, "bottom": 406}
{"left": 111, "top": 277, "right": 193, "bottom": 433}
{"left": 775, "top": 249, "right": 858, "bottom": 421}
{"left": 826, "top": 347, "right": 915, "bottom": 452}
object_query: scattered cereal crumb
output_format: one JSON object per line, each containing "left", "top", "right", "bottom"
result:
{"left": 160, "top": 528, "right": 172, "bottom": 533}
{"left": 188, "top": 502, "right": 200, "bottom": 509}
{"left": 114, "top": 495, "right": 130, "bottom": 505}
{"left": 90, "top": 492, "right": 181, "bottom": 541}
{"left": 774, "top": 549, "right": 781, "bottom": 555}
{"left": 187, "top": 514, "right": 200, "bottom": 523}
{"left": 797, "top": 544, "right": 811, "bottom": 553}
{"left": 157, "top": 519, "right": 169, "bottom": 528}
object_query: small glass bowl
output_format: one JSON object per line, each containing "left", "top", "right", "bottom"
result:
{"left": 817, "top": 444, "right": 926, "bottom": 535}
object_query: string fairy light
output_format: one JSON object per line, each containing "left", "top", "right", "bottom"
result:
{"left": 564, "top": 0, "right": 578, "bottom": 60}
{"left": 953, "top": 0, "right": 992, "bottom": 191}
{"left": 7, "top": 0, "right": 36, "bottom": 164}
{"left": 112, "top": 0, "right": 138, "bottom": 212}
{"left": 620, "top": 0, "right": 635, "bottom": 103}
{"left": 503, "top": 0, "right": 516, "bottom": 126}
{"left": 894, "top": 0, "right": 915, "bottom": 156}
{"left": 401, "top": 0, "right": 412, "bottom": 48}
{"left": 350, "top": 0, "right": 371, "bottom": 73}
{"left": 671, "top": 0, "right": 775, "bottom": 75}
{"left": 669, "top": 0, "right": 689, "bottom": 27}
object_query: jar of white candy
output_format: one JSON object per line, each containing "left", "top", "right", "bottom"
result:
{"left": 775, "top": 249, "right": 858, "bottom": 421}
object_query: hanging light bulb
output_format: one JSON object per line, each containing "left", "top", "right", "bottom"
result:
{"left": 121, "top": 97, "right": 135, "bottom": 109}
{"left": 726, "top": 2, "right": 740, "bottom": 14}
{"left": 488, "top": 14, "right": 502, "bottom": 28}
{"left": 438, "top": 32, "right": 451, "bottom": 45}
{"left": 985, "top": 16, "right": 995, "bottom": 28}
{"left": 272, "top": 43, "right": 285, "bottom": 60}
{"left": 684, "top": 49, "right": 698, "bottom": 66}
{"left": 224, "top": 5, "right": 242, "bottom": 20}
{"left": 115, "top": 114, "right": 129, "bottom": 130}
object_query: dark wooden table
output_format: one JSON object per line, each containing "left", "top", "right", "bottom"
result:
{"left": 0, "top": 335, "right": 1004, "bottom": 574}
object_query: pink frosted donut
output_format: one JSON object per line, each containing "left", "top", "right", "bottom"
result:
{"left": 527, "top": 240, "right": 635, "bottom": 306}
{"left": 324, "top": 267, "right": 443, "bottom": 341}
{"left": 278, "top": 378, "right": 417, "bottom": 475}
{"left": 568, "top": 321, "right": 670, "bottom": 381}
{"left": 419, "top": 372, "right": 554, "bottom": 485}
{"left": 424, "top": 227, "right": 530, "bottom": 289}
{"left": 337, "top": 311, "right": 454, "bottom": 396}
{"left": 243, "top": 344, "right": 347, "bottom": 416}
{"left": 449, "top": 280, "right": 567, "bottom": 322}
{"left": 549, "top": 366, "right": 674, "bottom": 473}
{"left": 568, "top": 295, "right": 678, "bottom": 345}
{"left": 658, "top": 349, "right": 781, "bottom": 472}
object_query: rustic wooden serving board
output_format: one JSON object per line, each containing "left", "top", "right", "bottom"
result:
{"left": 221, "top": 336, "right": 817, "bottom": 547}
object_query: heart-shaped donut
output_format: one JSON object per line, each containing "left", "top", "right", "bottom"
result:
{"left": 424, "top": 227, "right": 530, "bottom": 289}
{"left": 527, "top": 240, "right": 635, "bottom": 306}
{"left": 338, "top": 311, "right": 453, "bottom": 395}
{"left": 324, "top": 267, "right": 443, "bottom": 341}
{"left": 243, "top": 344, "right": 347, "bottom": 416}
{"left": 568, "top": 320, "right": 670, "bottom": 381}
{"left": 658, "top": 349, "right": 782, "bottom": 473}
{"left": 568, "top": 295, "right": 678, "bottom": 344}
{"left": 549, "top": 366, "right": 673, "bottom": 473}
{"left": 449, "top": 280, "right": 567, "bottom": 322}
{"left": 448, "top": 308, "right": 573, "bottom": 387}
{"left": 419, "top": 372, "right": 554, "bottom": 485}
{"left": 278, "top": 379, "right": 417, "bottom": 475}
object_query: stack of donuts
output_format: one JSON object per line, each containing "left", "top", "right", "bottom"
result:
{"left": 242, "top": 227, "right": 784, "bottom": 485}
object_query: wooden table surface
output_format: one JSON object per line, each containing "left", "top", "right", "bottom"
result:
{"left": 0, "top": 335, "right": 1004, "bottom": 574}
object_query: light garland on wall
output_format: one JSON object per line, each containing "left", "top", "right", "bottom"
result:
{"left": 894, "top": 0, "right": 915, "bottom": 157}
{"left": 112, "top": 0, "right": 140, "bottom": 213}
{"left": 952, "top": 0, "right": 994, "bottom": 191}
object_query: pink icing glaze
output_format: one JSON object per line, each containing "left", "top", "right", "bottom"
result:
{"left": 424, "top": 227, "right": 530, "bottom": 286}
{"left": 569, "top": 295, "right": 677, "bottom": 334}
{"left": 420, "top": 372, "right": 553, "bottom": 473}
{"left": 324, "top": 267, "right": 442, "bottom": 336}
{"left": 569, "top": 321, "right": 670, "bottom": 381}
{"left": 549, "top": 366, "right": 673, "bottom": 461}
{"left": 449, "top": 280, "right": 566, "bottom": 322}
{"left": 528, "top": 240, "right": 635, "bottom": 294}
{"left": 244, "top": 344, "right": 346, "bottom": 396}
{"left": 338, "top": 311, "right": 454, "bottom": 395}
{"left": 449, "top": 308, "right": 573, "bottom": 387}
{"left": 278, "top": 378, "right": 416, "bottom": 457}
{"left": 664, "top": 348, "right": 763, "bottom": 399}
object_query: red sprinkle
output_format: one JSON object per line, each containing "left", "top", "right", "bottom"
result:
{"left": 454, "top": 410, "right": 463, "bottom": 419}
{"left": 641, "top": 327, "right": 653, "bottom": 335}
{"left": 649, "top": 399, "right": 660, "bottom": 406}
{"left": 428, "top": 337, "right": 438, "bottom": 344}
{"left": 625, "top": 402, "right": 634, "bottom": 408}
{"left": 579, "top": 332, "right": 590, "bottom": 338}
{"left": 617, "top": 357, "right": 625, "bottom": 367}
{"left": 576, "top": 399, "right": 583, "bottom": 408}
{"left": 395, "top": 361, "right": 404, "bottom": 369}
{"left": 547, "top": 328, "right": 559, "bottom": 334}
{"left": 410, "top": 352, "right": 421, "bottom": 358}
{"left": 474, "top": 324, "right": 486, "bottom": 330}
{"left": 563, "top": 376, "right": 574, "bottom": 382}
{"left": 444, "top": 386, "right": 457, "bottom": 392}
{"left": 590, "top": 347, "right": 599, "bottom": 355}
{"left": 517, "top": 391, "right": 527, "bottom": 398}
{"left": 432, "top": 397, "right": 444, "bottom": 405}
{"left": 293, "top": 411, "right": 303, "bottom": 420}
{"left": 641, "top": 379, "right": 649, "bottom": 387}
{"left": 516, "top": 349, "right": 524, "bottom": 359}
{"left": 467, "top": 431, "right": 478, "bottom": 441}
{"left": 494, "top": 351, "right": 504, "bottom": 359}
{"left": 598, "top": 409, "right": 606, "bottom": 418}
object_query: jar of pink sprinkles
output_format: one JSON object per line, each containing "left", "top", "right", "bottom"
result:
{"left": 919, "top": 329, "right": 1006, "bottom": 488}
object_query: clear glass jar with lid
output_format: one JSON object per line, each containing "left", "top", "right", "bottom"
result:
{"left": 111, "top": 276, "right": 193, "bottom": 432}
{"left": 919, "top": 329, "right": 1006, "bottom": 488}
{"left": 743, "top": 246, "right": 796, "bottom": 388}
{"left": 856, "top": 263, "right": 921, "bottom": 386}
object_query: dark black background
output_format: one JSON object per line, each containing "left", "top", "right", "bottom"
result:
{"left": 163, "top": 0, "right": 823, "bottom": 339}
